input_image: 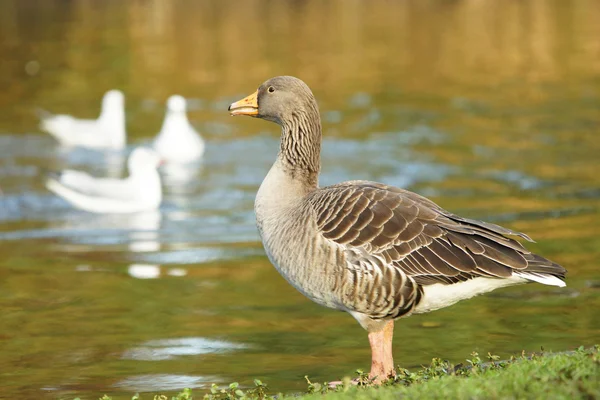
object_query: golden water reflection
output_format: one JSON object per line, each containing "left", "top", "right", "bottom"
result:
{"left": 1, "top": 0, "right": 599, "bottom": 130}
{"left": 0, "top": 1, "right": 599, "bottom": 399}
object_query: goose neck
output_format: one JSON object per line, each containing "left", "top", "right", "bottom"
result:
{"left": 278, "top": 108, "right": 322, "bottom": 189}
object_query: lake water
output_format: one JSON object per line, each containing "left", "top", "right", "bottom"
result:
{"left": 0, "top": 1, "right": 599, "bottom": 399}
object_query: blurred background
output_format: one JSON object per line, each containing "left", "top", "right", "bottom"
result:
{"left": 1, "top": 0, "right": 599, "bottom": 399}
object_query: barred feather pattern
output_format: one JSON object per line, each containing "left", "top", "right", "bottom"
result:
{"left": 307, "top": 181, "right": 566, "bottom": 321}
{"left": 278, "top": 94, "right": 322, "bottom": 186}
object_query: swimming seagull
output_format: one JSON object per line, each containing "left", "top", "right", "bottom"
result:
{"left": 45, "top": 147, "right": 162, "bottom": 213}
{"left": 153, "top": 95, "right": 205, "bottom": 163}
{"left": 39, "top": 89, "right": 126, "bottom": 149}
{"left": 229, "top": 76, "right": 567, "bottom": 384}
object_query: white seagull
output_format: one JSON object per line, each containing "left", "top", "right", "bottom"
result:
{"left": 45, "top": 147, "right": 162, "bottom": 213}
{"left": 39, "top": 89, "right": 126, "bottom": 149}
{"left": 153, "top": 95, "right": 205, "bottom": 163}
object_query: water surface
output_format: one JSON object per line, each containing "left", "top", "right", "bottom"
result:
{"left": 1, "top": 1, "right": 599, "bottom": 399}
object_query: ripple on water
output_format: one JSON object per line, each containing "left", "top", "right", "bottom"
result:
{"left": 348, "top": 92, "right": 372, "bottom": 108}
{"left": 131, "top": 247, "right": 263, "bottom": 265}
{"left": 484, "top": 206, "right": 596, "bottom": 224}
{"left": 127, "top": 264, "right": 162, "bottom": 279}
{"left": 125, "top": 264, "right": 187, "bottom": 279}
{"left": 370, "top": 126, "right": 447, "bottom": 146}
{"left": 122, "top": 337, "right": 249, "bottom": 361}
{"left": 0, "top": 193, "right": 71, "bottom": 222}
{"left": 0, "top": 134, "right": 127, "bottom": 175}
{"left": 0, "top": 133, "right": 57, "bottom": 159}
{"left": 483, "top": 169, "right": 548, "bottom": 191}
{"left": 320, "top": 130, "right": 454, "bottom": 187}
{"left": 114, "top": 374, "right": 217, "bottom": 392}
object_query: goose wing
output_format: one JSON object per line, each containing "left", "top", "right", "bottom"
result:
{"left": 308, "top": 180, "right": 565, "bottom": 318}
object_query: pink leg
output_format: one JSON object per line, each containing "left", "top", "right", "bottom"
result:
{"left": 328, "top": 320, "right": 396, "bottom": 387}
{"left": 368, "top": 320, "right": 395, "bottom": 382}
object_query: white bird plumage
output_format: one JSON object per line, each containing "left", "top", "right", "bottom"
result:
{"left": 153, "top": 95, "right": 205, "bottom": 163}
{"left": 39, "top": 90, "right": 126, "bottom": 149}
{"left": 45, "top": 147, "right": 162, "bottom": 213}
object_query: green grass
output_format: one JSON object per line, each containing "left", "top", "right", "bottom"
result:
{"left": 90, "top": 346, "right": 600, "bottom": 400}
{"left": 309, "top": 347, "right": 600, "bottom": 400}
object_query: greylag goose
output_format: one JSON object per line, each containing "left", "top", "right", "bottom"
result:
{"left": 39, "top": 90, "right": 126, "bottom": 149}
{"left": 153, "top": 95, "right": 205, "bottom": 163}
{"left": 46, "top": 147, "right": 162, "bottom": 213}
{"left": 228, "top": 76, "right": 567, "bottom": 383}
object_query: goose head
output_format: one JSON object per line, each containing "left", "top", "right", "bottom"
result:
{"left": 228, "top": 76, "right": 318, "bottom": 126}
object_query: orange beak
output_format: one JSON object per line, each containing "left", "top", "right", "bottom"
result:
{"left": 229, "top": 90, "right": 259, "bottom": 116}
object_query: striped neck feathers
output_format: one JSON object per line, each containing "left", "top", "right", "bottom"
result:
{"left": 278, "top": 101, "right": 322, "bottom": 188}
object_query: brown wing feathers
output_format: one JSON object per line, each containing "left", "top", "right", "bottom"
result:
{"left": 311, "top": 182, "right": 565, "bottom": 286}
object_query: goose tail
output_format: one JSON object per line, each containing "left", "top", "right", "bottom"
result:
{"left": 514, "top": 253, "right": 566, "bottom": 287}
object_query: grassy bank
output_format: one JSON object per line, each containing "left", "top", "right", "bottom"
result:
{"left": 93, "top": 346, "right": 599, "bottom": 400}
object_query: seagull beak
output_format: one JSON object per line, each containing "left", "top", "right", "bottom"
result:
{"left": 229, "top": 90, "right": 259, "bottom": 117}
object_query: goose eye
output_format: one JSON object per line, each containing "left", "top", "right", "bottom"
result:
{"left": 268, "top": 86, "right": 275, "bottom": 93}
